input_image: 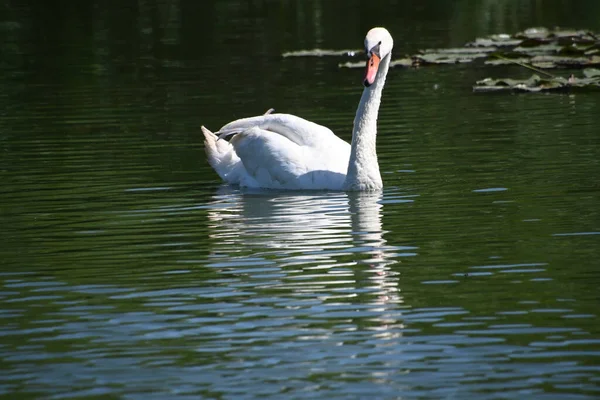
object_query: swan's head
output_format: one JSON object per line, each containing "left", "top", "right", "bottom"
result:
{"left": 363, "top": 27, "right": 394, "bottom": 87}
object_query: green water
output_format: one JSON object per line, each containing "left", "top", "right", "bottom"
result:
{"left": 1, "top": 1, "right": 600, "bottom": 398}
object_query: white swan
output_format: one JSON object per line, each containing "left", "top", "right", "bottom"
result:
{"left": 201, "top": 27, "right": 393, "bottom": 191}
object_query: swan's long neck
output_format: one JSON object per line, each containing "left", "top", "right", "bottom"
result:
{"left": 343, "top": 53, "right": 390, "bottom": 191}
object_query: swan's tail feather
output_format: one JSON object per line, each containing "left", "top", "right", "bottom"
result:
{"left": 201, "top": 126, "right": 221, "bottom": 169}
{"left": 201, "top": 125, "right": 241, "bottom": 182}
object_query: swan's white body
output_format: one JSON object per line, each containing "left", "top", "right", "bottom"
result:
{"left": 202, "top": 27, "right": 393, "bottom": 191}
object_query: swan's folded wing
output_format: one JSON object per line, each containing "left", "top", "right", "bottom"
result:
{"left": 216, "top": 113, "right": 339, "bottom": 148}
{"left": 213, "top": 112, "right": 350, "bottom": 189}
{"left": 230, "top": 126, "right": 310, "bottom": 189}
{"left": 227, "top": 124, "right": 350, "bottom": 189}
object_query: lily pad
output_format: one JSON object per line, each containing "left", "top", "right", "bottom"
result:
{"left": 584, "top": 68, "right": 600, "bottom": 78}
{"left": 467, "top": 34, "right": 522, "bottom": 48}
{"left": 473, "top": 70, "right": 600, "bottom": 93}
{"left": 282, "top": 48, "right": 361, "bottom": 58}
{"left": 417, "top": 27, "right": 600, "bottom": 69}
{"left": 550, "top": 29, "right": 593, "bottom": 39}
{"left": 415, "top": 53, "right": 476, "bottom": 64}
{"left": 530, "top": 54, "right": 600, "bottom": 68}
{"left": 484, "top": 57, "right": 531, "bottom": 66}
{"left": 389, "top": 58, "right": 415, "bottom": 68}
{"left": 513, "top": 43, "right": 563, "bottom": 55}
{"left": 516, "top": 27, "right": 551, "bottom": 40}
{"left": 282, "top": 25, "right": 600, "bottom": 93}
{"left": 558, "top": 42, "right": 600, "bottom": 56}
{"left": 422, "top": 47, "right": 498, "bottom": 55}
{"left": 412, "top": 47, "right": 496, "bottom": 65}
{"left": 338, "top": 60, "right": 364, "bottom": 69}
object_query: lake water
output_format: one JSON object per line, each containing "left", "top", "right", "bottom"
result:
{"left": 1, "top": 1, "right": 600, "bottom": 398}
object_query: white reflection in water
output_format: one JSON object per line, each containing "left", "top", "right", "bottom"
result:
{"left": 205, "top": 186, "right": 410, "bottom": 330}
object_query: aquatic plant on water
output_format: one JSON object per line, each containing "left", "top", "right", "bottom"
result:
{"left": 284, "top": 27, "right": 600, "bottom": 93}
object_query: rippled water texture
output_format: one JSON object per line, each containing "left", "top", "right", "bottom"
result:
{"left": 1, "top": 1, "right": 600, "bottom": 399}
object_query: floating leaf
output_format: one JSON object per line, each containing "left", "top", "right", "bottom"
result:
{"left": 338, "top": 61, "right": 363, "bottom": 69}
{"left": 583, "top": 68, "right": 600, "bottom": 78}
{"left": 557, "top": 43, "right": 599, "bottom": 56}
{"left": 284, "top": 26, "right": 600, "bottom": 90}
{"left": 518, "top": 38, "right": 550, "bottom": 47}
{"left": 530, "top": 55, "right": 600, "bottom": 68}
{"left": 415, "top": 52, "right": 487, "bottom": 65}
{"left": 421, "top": 47, "right": 498, "bottom": 55}
{"left": 484, "top": 57, "right": 531, "bottom": 66}
{"left": 513, "top": 43, "right": 562, "bottom": 54}
{"left": 467, "top": 34, "right": 522, "bottom": 48}
{"left": 517, "top": 27, "right": 551, "bottom": 40}
{"left": 282, "top": 48, "right": 361, "bottom": 58}
{"left": 551, "top": 29, "right": 588, "bottom": 38}
{"left": 474, "top": 72, "right": 600, "bottom": 93}
{"left": 389, "top": 58, "right": 414, "bottom": 68}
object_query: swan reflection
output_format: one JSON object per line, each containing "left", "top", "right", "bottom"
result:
{"left": 206, "top": 186, "right": 415, "bottom": 307}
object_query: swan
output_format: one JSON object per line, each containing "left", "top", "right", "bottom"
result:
{"left": 201, "top": 27, "right": 393, "bottom": 191}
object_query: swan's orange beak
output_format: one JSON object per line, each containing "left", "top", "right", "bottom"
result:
{"left": 363, "top": 53, "right": 381, "bottom": 87}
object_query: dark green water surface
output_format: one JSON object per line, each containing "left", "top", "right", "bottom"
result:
{"left": 1, "top": 1, "right": 599, "bottom": 398}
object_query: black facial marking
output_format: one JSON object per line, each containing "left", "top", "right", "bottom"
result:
{"left": 369, "top": 43, "right": 382, "bottom": 58}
